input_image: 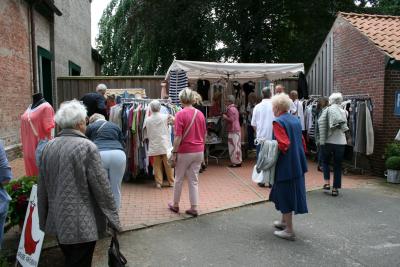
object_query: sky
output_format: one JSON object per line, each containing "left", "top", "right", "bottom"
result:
{"left": 91, "top": 0, "right": 112, "bottom": 48}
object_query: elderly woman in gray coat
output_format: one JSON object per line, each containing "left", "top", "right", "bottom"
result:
{"left": 38, "top": 100, "right": 121, "bottom": 267}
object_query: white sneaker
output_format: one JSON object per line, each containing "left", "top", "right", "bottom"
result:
{"left": 273, "top": 220, "right": 287, "bottom": 230}
{"left": 273, "top": 230, "right": 296, "bottom": 241}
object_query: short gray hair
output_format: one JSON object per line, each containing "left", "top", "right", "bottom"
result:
{"left": 271, "top": 93, "right": 291, "bottom": 112}
{"left": 96, "top": 83, "right": 107, "bottom": 93}
{"left": 55, "top": 100, "right": 87, "bottom": 129}
{"left": 262, "top": 87, "right": 271, "bottom": 98}
{"left": 89, "top": 113, "right": 106, "bottom": 124}
{"left": 179, "top": 88, "right": 195, "bottom": 105}
{"left": 329, "top": 92, "right": 343, "bottom": 105}
{"left": 227, "top": 95, "right": 235, "bottom": 103}
{"left": 149, "top": 100, "right": 161, "bottom": 112}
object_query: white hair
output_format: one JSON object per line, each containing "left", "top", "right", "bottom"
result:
{"left": 179, "top": 88, "right": 194, "bottom": 105}
{"left": 271, "top": 93, "right": 292, "bottom": 112}
{"left": 329, "top": 92, "right": 343, "bottom": 105}
{"left": 227, "top": 95, "right": 235, "bottom": 103}
{"left": 96, "top": 83, "right": 107, "bottom": 92}
{"left": 89, "top": 113, "right": 106, "bottom": 124}
{"left": 55, "top": 100, "right": 87, "bottom": 129}
{"left": 149, "top": 100, "right": 161, "bottom": 112}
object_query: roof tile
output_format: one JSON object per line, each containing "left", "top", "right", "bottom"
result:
{"left": 339, "top": 12, "right": 400, "bottom": 60}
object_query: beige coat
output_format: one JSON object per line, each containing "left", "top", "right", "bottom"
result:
{"left": 37, "top": 129, "right": 121, "bottom": 244}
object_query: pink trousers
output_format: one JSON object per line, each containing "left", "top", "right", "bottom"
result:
{"left": 173, "top": 152, "right": 203, "bottom": 207}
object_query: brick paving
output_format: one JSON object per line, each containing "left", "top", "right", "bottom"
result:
{"left": 9, "top": 157, "right": 376, "bottom": 232}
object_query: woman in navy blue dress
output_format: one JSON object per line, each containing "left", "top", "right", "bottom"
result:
{"left": 269, "top": 93, "right": 308, "bottom": 241}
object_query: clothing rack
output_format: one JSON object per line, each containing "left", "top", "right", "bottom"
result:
{"left": 121, "top": 98, "right": 171, "bottom": 104}
{"left": 342, "top": 94, "right": 372, "bottom": 175}
{"left": 343, "top": 94, "right": 370, "bottom": 100}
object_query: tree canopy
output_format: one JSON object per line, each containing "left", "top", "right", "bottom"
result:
{"left": 96, "top": 0, "right": 400, "bottom": 75}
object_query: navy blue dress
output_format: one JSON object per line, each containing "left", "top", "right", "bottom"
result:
{"left": 269, "top": 113, "right": 308, "bottom": 214}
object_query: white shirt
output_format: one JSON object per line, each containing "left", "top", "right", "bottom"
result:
{"left": 290, "top": 99, "right": 305, "bottom": 130}
{"left": 143, "top": 113, "right": 172, "bottom": 156}
{"left": 251, "top": 99, "right": 275, "bottom": 140}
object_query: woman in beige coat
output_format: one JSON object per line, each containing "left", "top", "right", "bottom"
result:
{"left": 37, "top": 100, "right": 121, "bottom": 267}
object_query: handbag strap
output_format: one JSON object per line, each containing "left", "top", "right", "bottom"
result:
{"left": 96, "top": 121, "right": 108, "bottom": 135}
{"left": 181, "top": 109, "right": 198, "bottom": 141}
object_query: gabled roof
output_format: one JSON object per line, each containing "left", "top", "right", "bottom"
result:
{"left": 339, "top": 12, "right": 400, "bottom": 60}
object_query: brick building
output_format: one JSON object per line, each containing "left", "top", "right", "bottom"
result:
{"left": 306, "top": 12, "right": 400, "bottom": 175}
{"left": 0, "top": 0, "right": 101, "bottom": 158}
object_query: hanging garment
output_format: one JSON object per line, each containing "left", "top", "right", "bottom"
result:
{"left": 169, "top": 70, "right": 188, "bottom": 105}
{"left": 297, "top": 72, "right": 309, "bottom": 99}
{"left": 197, "top": 79, "right": 210, "bottom": 101}
{"left": 365, "top": 101, "right": 374, "bottom": 155}
{"left": 354, "top": 102, "right": 367, "bottom": 154}
{"left": 20, "top": 103, "right": 55, "bottom": 176}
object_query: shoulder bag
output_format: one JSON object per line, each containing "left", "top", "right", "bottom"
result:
{"left": 168, "top": 109, "right": 198, "bottom": 168}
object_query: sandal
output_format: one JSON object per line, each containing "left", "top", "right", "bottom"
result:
{"left": 332, "top": 188, "right": 339, "bottom": 197}
{"left": 168, "top": 203, "right": 179, "bottom": 213}
{"left": 185, "top": 209, "right": 198, "bottom": 217}
{"left": 323, "top": 184, "right": 330, "bottom": 190}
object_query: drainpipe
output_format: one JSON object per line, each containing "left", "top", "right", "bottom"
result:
{"left": 29, "top": 1, "right": 38, "bottom": 94}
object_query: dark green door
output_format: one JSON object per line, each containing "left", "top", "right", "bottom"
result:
{"left": 38, "top": 46, "right": 53, "bottom": 105}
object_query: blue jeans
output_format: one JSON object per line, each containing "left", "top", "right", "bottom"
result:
{"left": 322, "top": 144, "right": 345, "bottom": 189}
{"left": 0, "top": 201, "right": 9, "bottom": 249}
{"left": 247, "top": 125, "right": 255, "bottom": 149}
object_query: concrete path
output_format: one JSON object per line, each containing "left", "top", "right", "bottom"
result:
{"left": 39, "top": 180, "right": 400, "bottom": 267}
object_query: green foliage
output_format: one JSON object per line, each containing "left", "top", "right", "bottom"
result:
{"left": 96, "top": 0, "right": 400, "bottom": 75}
{"left": 385, "top": 156, "right": 400, "bottom": 170}
{"left": 0, "top": 254, "right": 10, "bottom": 267}
{"left": 385, "top": 142, "right": 400, "bottom": 159}
{"left": 4, "top": 176, "right": 37, "bottom": 227}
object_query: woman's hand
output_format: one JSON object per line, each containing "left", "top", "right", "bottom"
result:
{"left": 168, "top": 115, "right": 175, "bottom": 125}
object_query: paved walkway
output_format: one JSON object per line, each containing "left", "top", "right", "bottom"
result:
{"left": 9, "top": 157, "right": 376, "bottom": 232}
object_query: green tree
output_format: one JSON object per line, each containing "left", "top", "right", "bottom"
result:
{"left": 96, "top": 0, "right": 399, "bottom": 75}
{"left": 97, "top": 0, "right": 218, "bottom": 75}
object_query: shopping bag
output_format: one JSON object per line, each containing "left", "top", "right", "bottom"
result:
{"left": 251, "top": 165, "right": 264, "bottom": 183}
{"left": 108, "top": 231, "right": 127, "bottom": 267}
{"left": 167, "top": 147, "right": 176, "bottom": 168}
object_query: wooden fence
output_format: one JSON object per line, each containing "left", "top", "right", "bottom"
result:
{"left": 56, "top": 76, "right": 165, "bottom": 107}
{"left": 56, "top": 76, "right": 299, "bottom": 108}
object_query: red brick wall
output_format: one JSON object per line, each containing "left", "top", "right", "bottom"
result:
{"left": 0, "top": 1, "right": 32, "bottom": 150}
{"left": 333, "top": 17, "right": 387, "bottom": 175}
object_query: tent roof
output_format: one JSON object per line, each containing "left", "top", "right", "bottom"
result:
{"left": 166, "top": 60, "right": 304, "bottom": 80}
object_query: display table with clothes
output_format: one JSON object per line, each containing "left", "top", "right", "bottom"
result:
{"left": 20, "top": 95, "right": 55, "bottom": 176}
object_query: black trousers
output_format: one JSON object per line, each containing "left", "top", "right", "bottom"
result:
{"left": 59, "top": 241, "right": 96, "bottom": 267}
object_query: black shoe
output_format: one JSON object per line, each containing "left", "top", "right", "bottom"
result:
{"left": 332, "top": 188, "right": 339, "bottom": 197}
{"left": 258, "top": 183, "right": 266, "bottom": 187}
{"left": 229, "top": 164, "right": 242, "bottom": 168}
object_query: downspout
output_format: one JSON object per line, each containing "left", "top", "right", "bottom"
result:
{"left": 29, "top": 1, "right": 38, "bottom": 94}
{"left": 50, "top": 15, "right": 56, "bottom": 108}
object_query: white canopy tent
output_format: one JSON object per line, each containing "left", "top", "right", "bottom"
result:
{"left": 166, "top": 60, "right": 304, "bottom": 80}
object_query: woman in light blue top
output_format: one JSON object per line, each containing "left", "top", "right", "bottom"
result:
{"left": 0, "top": 143, "right": 13, "bottom": 249}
